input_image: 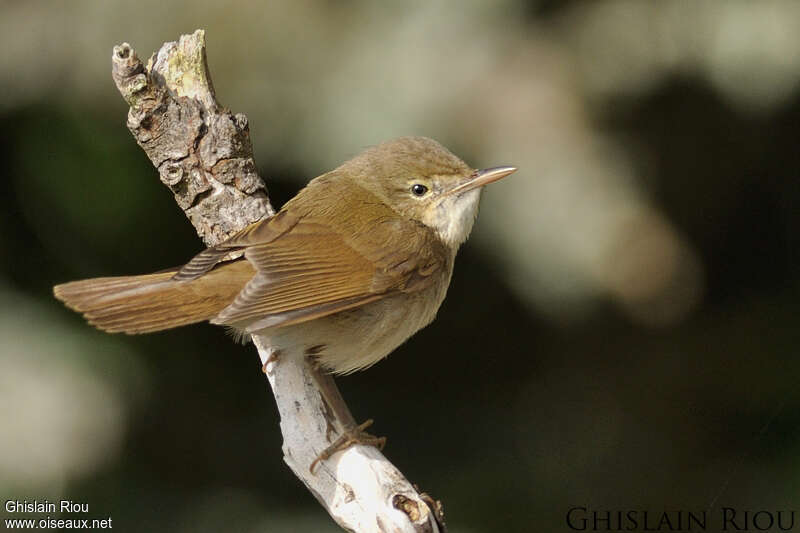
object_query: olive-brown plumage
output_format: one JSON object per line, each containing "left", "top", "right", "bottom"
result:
{"left": 54, "top": 137, "right": 516, "bottom": 373}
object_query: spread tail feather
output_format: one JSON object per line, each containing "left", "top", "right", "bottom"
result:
{"left": 53, "top": 260, "right": 254, "bottom": 334}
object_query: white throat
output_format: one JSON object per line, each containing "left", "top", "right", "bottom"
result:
{"left": 433, "top": 188, "right": 482, "bottom": 248}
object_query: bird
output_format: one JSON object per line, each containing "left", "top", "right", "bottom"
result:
{"left": 54, "top": 136, "right": 516, "bottom": 375}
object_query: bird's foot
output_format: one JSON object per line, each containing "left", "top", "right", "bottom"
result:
{"left": 309, "top": 419, "right": 386, "bottom": 473}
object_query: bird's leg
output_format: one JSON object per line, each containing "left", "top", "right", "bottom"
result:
{"left": 261, "top": 347, "right": 281, "bottom": 375}
{"left": 310, "top": 418, "right": 387, "bottom": 473}
{"left": 306, "top": 361, "right": 386, "bottom": 473}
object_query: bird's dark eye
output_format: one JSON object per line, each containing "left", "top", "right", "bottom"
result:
{"left": 411, "top": 184, "right": 428, "bottom": 196}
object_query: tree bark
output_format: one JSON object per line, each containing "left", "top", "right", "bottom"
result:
{"left": 111, "top": 29, "right": 444, "bottom": 533}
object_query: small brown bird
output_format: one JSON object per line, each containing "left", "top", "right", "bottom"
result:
{"left": 54, "top": 137, "right": 515, "bottom": 374}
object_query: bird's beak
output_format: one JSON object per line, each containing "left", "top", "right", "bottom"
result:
{"left": 446, "top": 166, "right": 517, "bottom": 196}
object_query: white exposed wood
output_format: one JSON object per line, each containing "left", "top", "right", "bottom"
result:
{"left": 254, "top": 337, "right": 441, "bottom": 533}
{"left": 111, "top": 29, "right": 444, "bottom": 533}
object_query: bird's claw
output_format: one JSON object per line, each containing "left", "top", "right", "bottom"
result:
{"left": 309, "top": 419, "right": 386, "bottom": 473}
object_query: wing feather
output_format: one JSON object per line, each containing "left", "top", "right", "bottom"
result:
{"left": 203, "top": 179, "right": 449, "bottom": 330}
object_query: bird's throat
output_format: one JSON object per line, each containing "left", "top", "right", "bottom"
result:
{"left": 433, "top": 188, "right": 482, "bottom": 248}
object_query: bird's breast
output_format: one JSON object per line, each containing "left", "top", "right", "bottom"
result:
{"left": 255, "top": 266, "right": 453, "bottom": 375}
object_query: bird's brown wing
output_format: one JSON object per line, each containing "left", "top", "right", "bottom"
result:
{"left": 172, "top": 209, "right": 299, "bottom": 282}
{"left": 209, "top": 208, "right": 446, "bottom": 331}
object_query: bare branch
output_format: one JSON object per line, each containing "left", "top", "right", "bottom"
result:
{"left": 111, "top": 29, "right": 444, "bottom": 533}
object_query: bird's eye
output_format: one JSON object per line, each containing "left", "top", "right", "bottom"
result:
{"left": 411, "top": 184, "right": 428, "bottom": 196}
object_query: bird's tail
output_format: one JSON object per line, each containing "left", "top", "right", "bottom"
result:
{"left": 53, "top": 260, "right": 254, "bottom": 334}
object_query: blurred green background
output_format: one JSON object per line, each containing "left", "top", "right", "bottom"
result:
{"left": 1, "top": 1, "right": 799, "bottom": 532}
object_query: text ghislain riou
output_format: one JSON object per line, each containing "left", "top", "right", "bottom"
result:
{"left": 566, "top": 507, "right": 796, "bottom": 531}
{"left": 6, "top": 500, "right": 88, "bottom": 514}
